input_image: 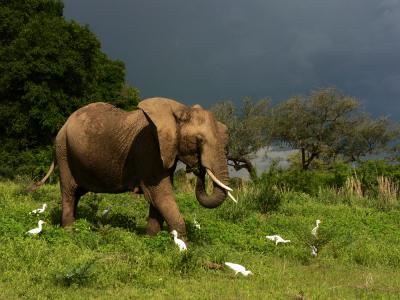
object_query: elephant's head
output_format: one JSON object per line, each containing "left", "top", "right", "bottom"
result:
{"left": 138, "top": 97, "right": 236, "bottom": 208}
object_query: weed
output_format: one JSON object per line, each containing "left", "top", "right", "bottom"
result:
{"left": 170, "top": 249, "right": 200, "bottom": 276}
{"left": 56, "top": 259, "right": 96, "bottom": 287}
{"left": 144, "top": 232, "right": 172, "bottom": 252}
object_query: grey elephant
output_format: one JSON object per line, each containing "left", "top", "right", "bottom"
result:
{"left": 29, "top": 98, "right": 236, "bottom": 237}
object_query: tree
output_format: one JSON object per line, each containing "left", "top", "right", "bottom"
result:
{"left": 0, "top": 0, "right": 125, "bottom": 151}
{"left": 111, "top": 84, "right": 140, "bottom": 111}
{"left": 272, "top": 88, "right": 396, "bottom": 169}
{"left": 211, "top": 98, "right": 271, "bottom": 180}
{"left": 331, "top": 115, "right": 396, "bottom": 162}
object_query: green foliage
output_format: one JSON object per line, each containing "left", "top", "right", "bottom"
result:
{"left": 257, "top": 160, "right": 400, "bottom": 202}
{"left": 356, "top": 160, "right": 400, "bottom": 197}
{"left": 242, "top": 179, "right": 282, "bottom": 213}
{"left": 111, "top": 83, "right": 140, "bottom": 111}
{"left": 0, "top": 146, "right": 55, "bottom": 180}
{"left": 272, "top": 88, "right": 397, "bottom": 169}
{"left": 56, "top": 259, "right": 96, "bottom": 287}
{"left": 0, "top": 0, "right": 125, "bottom": 148}
{"left": 0, "top": 0, "right": 140, "bottom": 177}
{"left": 211, "top": 98, "right": 272, "bottom": 179}
{"left": 170, "top": 249, "right": 201, "bottom": 276}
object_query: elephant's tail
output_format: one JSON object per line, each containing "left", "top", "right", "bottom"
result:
{"left": 26, "top": 161, "right": 56, "bottom": 193}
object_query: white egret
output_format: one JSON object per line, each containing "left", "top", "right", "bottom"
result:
{"left": 193, "top": 218, "right": 201, "bottom": 229}
{"left": 30, "top": 203, "right": 47, "bottom": 215}
{"left": 224, "top": 262, "right": 253, "bottom": 276}
{"left": 171, "top": 230, "right": 187, "bottom": 251}
{"left": 265, "top": 234, "right": 291, "bottom": 245}
{"left": 26, "top": 220, "right": 46, "bottom": 235}
{"left": 101, "top": 206, "right": 112, "bottom": 218}
{"left": 310, "top": 245, "right": 318, "bottom": 257}
{"left": 311, "top": 219, "right": 321, "bottom": 237}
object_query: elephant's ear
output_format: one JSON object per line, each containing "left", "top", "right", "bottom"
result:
{"left": 138, "top": 98, "right": 187, "bottom": 169}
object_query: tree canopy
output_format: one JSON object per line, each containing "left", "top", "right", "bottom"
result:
{"left": 0, "top": 0, "right": 127, "bottom": 151}
{"left": 211, "top": 88, "right": 398, "bottom": 178}
{"left": 272, "top": 88, "right": 397, "bottom": 169}
{"left": 211, "top": 98, "right": 271, "bottom": 179}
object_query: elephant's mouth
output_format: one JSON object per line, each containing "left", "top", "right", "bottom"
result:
{"left": 185, "top": 164, "right": 201, "bottom": 176}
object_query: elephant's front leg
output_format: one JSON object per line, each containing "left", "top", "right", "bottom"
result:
{"left": 146, "top": 203, "right": 165, "bottom": 236}
{"left": 142, "top": 176, "right": 186, "bottom": 237}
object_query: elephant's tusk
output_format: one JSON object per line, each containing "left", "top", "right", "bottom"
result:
{"left": 206, "top": 169, "right": 233, "bottom": 192}
{"left": 227, "top": 191, "right": 238, "bottom": 203}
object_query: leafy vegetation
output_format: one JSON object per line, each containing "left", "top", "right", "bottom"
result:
{"left": 211, "top": 98, "right": 272, "bottom": 180}
{"left": 210, "top": 88, "right": 398, "bottom": 180}
{"left": 0, "top": 0, "right": 140, "bottom": 177}
{"left": 0, "top": 170, "right": 399, "bottom": 299}
{"left": 271, "top": 88, "right": 397, "bottom": 169}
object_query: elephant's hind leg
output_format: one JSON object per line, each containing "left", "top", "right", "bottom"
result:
{"left": 58, "top": 160, "right": 87, "bottom": 227}
{"left": 61, "top": 185, "right": 87, "bottom": 227}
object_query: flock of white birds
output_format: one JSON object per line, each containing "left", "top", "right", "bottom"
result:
{"left": 26, "top": 202, "right": 322, "bottom": 277}
{"left": 26, "top": 203, "right": 47, "bottom": 235}
{"left": 171, "top": 218, "right": 322, "bottom": 276}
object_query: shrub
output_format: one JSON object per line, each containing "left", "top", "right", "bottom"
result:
{"left": 56, "top": 259, "right": 96, "bottom": 287}
{"left": 256, "top": 160, "right": 400, "bottom": 201}
{"left": 0, "top": 146, "right": 55, "bottom": 180}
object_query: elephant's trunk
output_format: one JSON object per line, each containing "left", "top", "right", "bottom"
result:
{"left": 195, "top": 165, "right": 230, "bottom": 208}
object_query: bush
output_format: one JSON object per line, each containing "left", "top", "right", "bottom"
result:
{"left": 0, "top": 146, "right": 55, "bottom": 180}
{"left": 56, "top": 259, "right": 97, "bottom": 287}
{"left": 257, "top": 160, "right": 400, "bottom": 199}
{"left": 356, "top": 160, "right": 400, "bottom": 198}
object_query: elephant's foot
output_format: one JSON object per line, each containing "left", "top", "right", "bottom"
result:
{"left": 146, "top": 218, "right": 163, "bottom": 236}
{"left": 61, "top": 205, "right": 76, "bottom": 228}
{"left": 146, "top": 204, "right": 164, "bottom": 235}
{"left": 63, "top": 225, "right": 74, "bottom": 232}
{"left": 61, "top": 216, "right": 75, "bottom": 228}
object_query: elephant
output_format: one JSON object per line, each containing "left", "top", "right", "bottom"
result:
{"left": 29, "top": 97, "right": 237, "bottom": 237}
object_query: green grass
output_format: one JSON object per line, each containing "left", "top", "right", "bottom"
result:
{"left": 0, "top": 180, "right": 399, "bottom": 299}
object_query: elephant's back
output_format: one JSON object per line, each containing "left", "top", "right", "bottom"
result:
{"left": 66, "top": 102, "right": 133, "bottom": 144}
{"left": 63, "top": 102, "right": 146, "bottom": 192}
{"left": 68, "top": 102, "right": 123, "bottom": 128}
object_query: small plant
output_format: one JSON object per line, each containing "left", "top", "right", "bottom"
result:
{"left": 344, "top": 176, "right": 363, "bottom": 197}
{"left": 144, "top": 232, "right": 171, "bottom": 252}
{"left": 170, "top": 249, "right": 200, "bottom": 275}
{"left": 57, "top": 259, "right": 96, "bottom": 287}
{"left": 245, "top": 180, "right": 282, "bottom": 213}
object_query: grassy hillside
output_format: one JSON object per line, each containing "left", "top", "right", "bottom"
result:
{"left": 0, "top": 179, "right": 399, "bottom": 299}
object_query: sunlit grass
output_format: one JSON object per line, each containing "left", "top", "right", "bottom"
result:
{"left": 0, "top": 179, "right": 399, "bottom": 299}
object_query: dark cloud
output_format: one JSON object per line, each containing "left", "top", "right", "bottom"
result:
{"left": 64, "top": 0, "right": 400, "bottom": 120}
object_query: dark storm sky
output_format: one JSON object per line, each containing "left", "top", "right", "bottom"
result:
{"left": 63, "top": 0, "right": 400, "bottom": 120}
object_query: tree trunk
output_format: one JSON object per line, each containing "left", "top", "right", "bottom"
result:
{"left": 301, "top": 148, "right": 307, "bottom": 170}
{"left": 228, "top": 156, "right": 257, "bottom": 181}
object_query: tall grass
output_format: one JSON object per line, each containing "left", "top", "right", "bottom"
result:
{"left": 377, "top": 176, "right": 399, "bottom": 208}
